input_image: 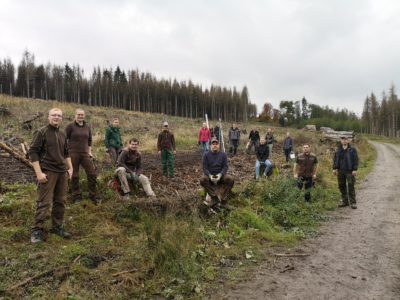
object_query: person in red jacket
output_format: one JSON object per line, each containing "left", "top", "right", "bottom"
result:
{"left": 198, "top": 122, "right": 211, "bottom": 154}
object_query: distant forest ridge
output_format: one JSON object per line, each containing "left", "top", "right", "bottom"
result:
{"left": 0, "top": 50, "right": 257, "bottom": 122}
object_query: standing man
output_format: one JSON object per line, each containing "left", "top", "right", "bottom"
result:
{"left": 105, "top": 117, "right": 123, "bottom": 164}
{"left": 116, "top": 138, "right": 156, "bottom": 200}
{"left": 265, "top": 128, "right": 275, "bottom": 157}
{"left": 294, "top": 143, "right": 319, "bottom": 202}
{"left": 200, "top": 137, "right": 234, "bottom": 207}
{"left": 157, "top": 121, "right": 176, "bottom": 178}
{"left": 255, "top": 137, "right": 272, "bottom": 179}
{"left": 198, "top": 122, "right": 211, "bottom": 154}
{"left": 246, "top": 127, "right": 260, "bottom": 154}
{"left": 65, "top": 109, "right": 98, "bottom": 204}
{"left": 29, "top": 108, "right": 73, "bottom": 243}
{"left": 333, "top": 136, "right": 359, "bottom": 209}
{"left": 228, "top": 123, "right": 240, "bottom": 155}
{"left": 213, "top": 124, "right": 221, "bottom": 141}
{"left": 283, "top": 131, "right": 294, "bottom": 163}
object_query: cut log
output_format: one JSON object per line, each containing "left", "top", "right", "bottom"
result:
{"left": 0, "top": 141, "right": 33, "bottom": 168}
{"left": 303, "top": 125, "right": 317, "bottom": 131}
{"left": 322, "top": 131, "right": 354, "bottom": 141}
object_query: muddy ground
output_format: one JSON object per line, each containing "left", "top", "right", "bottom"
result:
{"left": 211, "top": 142, "right": 400, "bottom": 300}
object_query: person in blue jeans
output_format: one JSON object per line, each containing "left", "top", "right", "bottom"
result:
{"left": 255, "top": 137, "right": 272, "bottom": 179}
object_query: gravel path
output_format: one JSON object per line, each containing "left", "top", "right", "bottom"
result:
{"left": 214, "top": 142, "right": 400, "bottom": 300}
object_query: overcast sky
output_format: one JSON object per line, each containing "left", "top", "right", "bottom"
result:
{"left": 1, "top": 0, "right": 400, "bottom": 115}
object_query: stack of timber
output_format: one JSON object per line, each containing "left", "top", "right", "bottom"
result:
{"left": 320, "top": 127, "right": 354, "bottom": 141}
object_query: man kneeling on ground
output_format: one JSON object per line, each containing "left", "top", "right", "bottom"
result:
{"left": 115, "top": 138, "right": 156, "bottom": 200}
{"left": 200, "top": 137, "right": 234, "bottom": 208}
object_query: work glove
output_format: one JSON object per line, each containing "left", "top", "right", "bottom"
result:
{"left": 215, "top": 173, "right": 222, "bottom": 182}
{"left": 209, "top": 174, "right": 219, "bottom": 185}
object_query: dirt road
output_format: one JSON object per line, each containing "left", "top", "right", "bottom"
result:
{"left": 215, "top": 142, "right": 400, "bottom": 300}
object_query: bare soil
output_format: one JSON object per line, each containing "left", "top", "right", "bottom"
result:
{"left": 213, "top": 142, "right": 400, "bottom": 300}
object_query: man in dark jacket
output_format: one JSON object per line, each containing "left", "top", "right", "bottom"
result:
{"left": 246, "top": 127, "right": 260, "bottom": 154}
{"left": 255, "top": 137, "right": 272, "bottom": 179}
{"left": 200, "top": 137, "right": 234, "bottom": 207}
{"left": 65, "top": 109, "right": 98, "bottom": 204}
{"left": 105, "top": 118, "right": 123, "bottom": 164}
{"left": 283, "top": 131, "right": 294, "bottom": 163}
{"left": 228, "top": 123, "right": 240, "bottom": 155}
{"left": 213, "top": 124, "right": 221, "bottom": 141}
{"left": 265, "top": 127, "right": 275, "bottom": 157}
{"left": 157, "top": 121, "right": 176, "bottom": 178}
{"left": 29, "top": 108, "right": 73, "bottom": 243}
{"left": 294, "top": 143, "right": 319, "bottom": 202}
{"left": 116, "top": 138, "right": 156, "bottom": 200}
{"left": 333, "top": 136, "right": 359, "bottom": 209}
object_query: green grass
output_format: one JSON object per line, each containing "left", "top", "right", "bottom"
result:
{"left": 0, "top": 95, "right": 378, "bottom": 299}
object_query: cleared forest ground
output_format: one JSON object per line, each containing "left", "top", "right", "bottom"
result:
{"left": 0, "top": 96, "right": 376, "bottom": 299}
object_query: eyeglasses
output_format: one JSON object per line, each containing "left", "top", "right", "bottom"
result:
{"left": 50, "top": 114, "right": 62, "bottom": 117}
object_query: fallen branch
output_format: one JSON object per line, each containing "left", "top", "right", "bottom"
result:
{"left": 7, "top": 255, "right": 80, "bottom": 292}
{"left": 8, "top": 266, "right": 69, "bottom": 291}
{"left": 0, "top": 141, "right": 33, "bottom": 168}
{"left": 112, "top": 268, "right": 138, "bottom": 277}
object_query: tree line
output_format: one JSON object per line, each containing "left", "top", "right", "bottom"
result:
{"left": 361, "top": 84, "right": 400, "bottom": 137}
{"left": 259, "top": 97, "right": 361, "bottom": 131}
{"left": 0, "top": 50, "right": 257, "bottom": 122}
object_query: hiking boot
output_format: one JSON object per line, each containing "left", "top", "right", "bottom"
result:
{"left": 50, "top": 227, "right": 71, "bottom": 239}
{"left": 351, "top": 203, "right": 357, "bottom": 209}
{"left": 338, "top": 201, "right": 349, "bottom": 207}
{"left": 122, "top": 193, "right": 130, "bottom": 200}
{"left": 31, "top": 230, "right": 44, "bottom": 244}
{"left": 72, "top": 195, "right": 82, "bottom": 203}
{"left": 89, "top": 196, "right": 99, "bottom": 205}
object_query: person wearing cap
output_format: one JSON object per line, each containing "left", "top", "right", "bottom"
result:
{"left": 105, "top": 117, "right": 123, "bottom": 164}
{"left": 294, "top": 143, "right": 319, "bottom": 202}
{"left": 157, "top": 121, "right": 176, "bottom": 178}
{"left": 333, "top": 136, "right": 359, "bottom": 209}
{"left": 200, "top": 137, "right": 234, "bottom": 207}
{"left": 255, "top": 137, "right": 272, "bottom": 179}
{"left": 198, "top": 122, "right": 211, "bottom": 154}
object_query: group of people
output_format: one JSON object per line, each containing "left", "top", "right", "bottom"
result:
{"left": 29, "top": 108, "right": 170, "bottom": 243}
{"left": 28, "top": 108, "right": 359, "bottom": 244}
{"left": 199, "top": 123, "right": 359, "bottom": 211}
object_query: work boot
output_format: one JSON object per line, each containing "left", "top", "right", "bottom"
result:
{"left": 50, "top": 227, "right": 71, "bottom": 239}
{"left": 351, "top": 203, "right": 357, "bottom": 209}
{"left": 89, "top": 194, "right": 99, "bottom": 205}
{"left": 338, "top": 201, "right": 349, "bottom": 207}
{"left": 31, "top": 230, "right": 44, "bottom": 244}
{"left": 72, "top": 195, "right": 82, "bottom": 203}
